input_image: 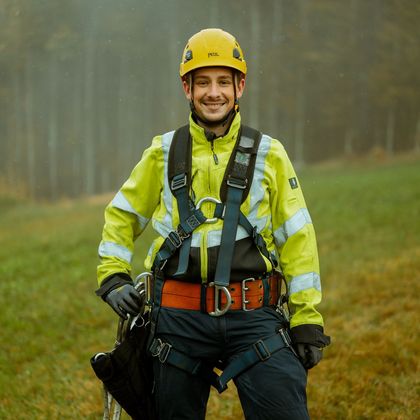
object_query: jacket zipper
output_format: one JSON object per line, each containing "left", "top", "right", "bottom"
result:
{"left": 201, "top": 139, "right": 218, "bottom": 281}
{"left": 210, "top": 140, "right": 219, "bottom": 165}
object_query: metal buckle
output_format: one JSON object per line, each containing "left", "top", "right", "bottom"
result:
{"left": 242, "top": 277, "right": 256, "bottom": 311}
{"left": 208, "top": 282, "right": 232, "bottom": 316}
{"left": 158, "top": 342, "right": 172, "bottom": 363}
{"left": 171, "top": 173, "right": 187, "bottom": 191}
{"left": 253, "top": 339, "right": 271, "bottom": 361}
{"left": 150, "top": 338, "right": 173, "bottom": 363}
{"left": 278, "top": 328, "right": 298, "bottom": 357}
{"left": 176, "top": 225, "right": 190, "bottom": 241}
{"left": 227, "top": 176, "right": 247, "bottom": 190}
{"left": 168, "top": 230, "right": 182, "bottom": 248}
{"left": 279, "top": 328, "right": 292, "bottom": 347}
{"left": 195, "top": 197, "right": 221, "bottom": 224}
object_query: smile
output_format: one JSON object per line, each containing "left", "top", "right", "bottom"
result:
{"left": 204, "top": 103, "right": 224, "bottom": 109}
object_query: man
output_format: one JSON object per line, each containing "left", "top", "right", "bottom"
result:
{"left": 96, "top": 28, "right": 330, "bottom": 419}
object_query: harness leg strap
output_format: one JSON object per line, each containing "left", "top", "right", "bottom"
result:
{"left": 149, "top": 329, "right": 294, "bottom": 394}
{"left": 214, "top": 328, "right": 293, "bottom": 393}
{"left": 149, "top": 337, "right": 220, "bottom": 388}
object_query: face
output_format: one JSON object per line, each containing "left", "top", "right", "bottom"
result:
{"left": 183, "top": 67, "right": 245, "bottom": 129}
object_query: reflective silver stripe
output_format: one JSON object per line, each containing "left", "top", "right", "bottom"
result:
{"left": 149, "top": 227, "right": 248, "bottom": 249}
{"left": 247, "top": 134, "right": 271, "bottom": 232}
{"left": 153, "top": 218, "right": 204, "bottom": 247}
{"left": 98, "top": 241, "right": 133, "bottom": 263}
{"left": 206, "top": 226, "right": 249, "bottom": 248}
{"left": 161, "top": 131, "right": 176, "bottom": 229}
{"left": 274, "top": 208, "right": 312, "bottom": 246}
{"left": 112, "top": 191, "right": 149, "bottom": 229}
{"left": 289, "top": 272, "right": 321, "bottom": 295}
{"left": 152, "top": 131, "right": 176, "bottom": 242}
{"left": 152, "top": 219, "right": 173, "bottom": 239}
{"left": 190, "top": 232, "right": 202, "bottom": 248}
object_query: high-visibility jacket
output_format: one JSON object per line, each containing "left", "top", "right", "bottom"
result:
{"left": 97, "top": 112, "right": 324, "bottom": 330}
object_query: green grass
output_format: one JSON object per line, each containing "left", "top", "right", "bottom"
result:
{"left": 301, "top": 156, "right": 420, "bottom": 420}
{"left": 0, "top": 155, "right": 419, "bottom": 419}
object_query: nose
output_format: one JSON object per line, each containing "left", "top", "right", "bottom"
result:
{"left": 207, "top": 81, "right": 220, "bottom": 98}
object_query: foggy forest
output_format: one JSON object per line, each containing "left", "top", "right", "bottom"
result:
{"left": 1, "top": 0, "right": 419, "bottom": 200}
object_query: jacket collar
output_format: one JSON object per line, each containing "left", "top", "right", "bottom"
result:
{"left": 188, "top": 112, "right": 241, "bottom": 145}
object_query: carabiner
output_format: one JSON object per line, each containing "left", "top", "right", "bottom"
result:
{"left": 195, "top": 197, "right": 221, "bottom": 224}
{"left": 135, "top": 271, "right": 153, "bottom": 307}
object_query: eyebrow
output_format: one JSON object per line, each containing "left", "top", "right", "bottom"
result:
{"left": 194, "top": 75, "right": 232, "bottom": 81}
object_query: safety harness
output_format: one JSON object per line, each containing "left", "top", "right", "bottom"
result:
{"left": 152, "top": 124, "right": 276, "bottom": 281}
{"left": 149, "top": 124, "right": 292, "bottom": 393}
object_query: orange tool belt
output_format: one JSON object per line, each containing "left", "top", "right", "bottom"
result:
{"left": 160, "top": 274, "right": 280, "bottom": 314}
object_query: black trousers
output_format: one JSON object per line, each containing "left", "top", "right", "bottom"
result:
{"left": 152, "top": 306, "right": 309, "bottom": 420}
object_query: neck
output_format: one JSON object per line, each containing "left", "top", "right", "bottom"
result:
{"left": 192, "top": 108, "right": 236, "bottom": 137}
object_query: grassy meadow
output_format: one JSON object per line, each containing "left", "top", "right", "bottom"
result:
{"left": 0, "top": 154, "right": 419, "bottom": 419}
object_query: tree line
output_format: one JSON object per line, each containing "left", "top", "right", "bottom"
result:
{"left": 1, "top": 0, "right": 419, "bottom": 200}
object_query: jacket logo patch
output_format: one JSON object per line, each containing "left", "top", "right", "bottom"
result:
{"left": 289, "top": 177, "right": 298, "bottom": 189}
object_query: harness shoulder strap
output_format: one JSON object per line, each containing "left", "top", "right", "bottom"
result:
{"left": 168, "top": 124, "right": 191, "bottom": 192}
{"left": 167, "top": 125, "right": 194, "bottom": 276}
{"left": 213, "top": 125, "right": 262, "bottom": 288}
{"left": 219, "top": 125, "right": 262, "bottom": 204}
{"left": 153, "top": 126, "right": 195, "bottom": 274}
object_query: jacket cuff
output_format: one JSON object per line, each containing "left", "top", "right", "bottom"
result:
{"left": 290, "top": 324, "right": 331, "bottom": 348}
{"left": 95, "top": 273, "right": 133, "bottom": 300}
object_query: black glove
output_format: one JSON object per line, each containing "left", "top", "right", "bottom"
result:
{"left": 296, "top": 343, "right": 323, "bottom": 370}
{"left": 290, "top": 324, "right": 331, "bottom": 370}
{"left": 105, "top": 283, "right": 145, "bottom": 320}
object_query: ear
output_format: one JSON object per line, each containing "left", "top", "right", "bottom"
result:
{"left": 182, "top": 79, "right": 192, "bottom": 100}
{"left": 236, "top": 76, "right": 246, "bottom": 99}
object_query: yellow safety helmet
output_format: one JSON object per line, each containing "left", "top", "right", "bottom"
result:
{"left": 179, "top": 28, "right": 247, "bottom": 78}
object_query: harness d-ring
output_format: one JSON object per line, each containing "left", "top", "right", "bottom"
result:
{"left": 195, "top": 197, "right": 221, "bottom": 224}
{"left": 208, "top": 282, "right": 232, "bottom": 316}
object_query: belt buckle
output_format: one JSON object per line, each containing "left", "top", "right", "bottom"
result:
{"left": 208, "top": 282, "right": 232, "bottom": 317}
{"left": 242, "top": 277, "right": 256, "bottom": 311}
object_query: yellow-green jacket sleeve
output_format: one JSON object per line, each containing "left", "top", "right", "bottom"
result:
{"left": 268, "top": 140, "right": 324, "bottom": 330}
{"left": 97, "top": 136, "right": 164, "bottom": 285}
